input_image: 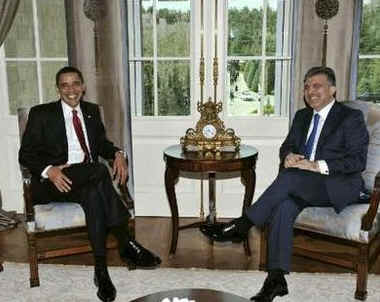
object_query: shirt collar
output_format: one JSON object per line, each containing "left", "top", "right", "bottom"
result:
{"left": 314, "top": 99, "right": 335, "bottom": 120}
{"left": 60, "top": 100, "right": 82, "bottom": 116}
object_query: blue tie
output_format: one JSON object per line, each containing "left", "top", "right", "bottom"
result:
{"left": 304, "top": 113, "right": 320, "bottom": 159}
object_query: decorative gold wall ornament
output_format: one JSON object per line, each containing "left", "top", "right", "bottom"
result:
{"left": 83, "top": 0, "right": 106, "bottom": 21}
{"left": 315, "top": 0, "right": 339, "bottom": 20}
{"left": 181, "top": 0, "right": 240, "bottom": 153}
{"left": 315, "top": 0, "right": 339, "bottom": 66}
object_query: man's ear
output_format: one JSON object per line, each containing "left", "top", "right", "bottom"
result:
{"left": 330, "top": 86, "right": 337, "bottom": 98}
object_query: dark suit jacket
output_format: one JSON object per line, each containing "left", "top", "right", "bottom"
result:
{"left": 279, "top": 102, "right": 369, "bottom": 213}
{"left": 19, "top": 100, "right": 120, "bottom": 179}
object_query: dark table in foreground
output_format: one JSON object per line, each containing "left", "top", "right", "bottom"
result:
{"left": 163, "top": 144, "right": 258, "bottom": 255}
{"left": 130, "top": 288, "right": 250, "bottom": 302}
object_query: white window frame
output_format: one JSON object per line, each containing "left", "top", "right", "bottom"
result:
{"left": 127, "top": 0, "right": 194, "bottom": 118}
{"left": 221, "top": 0, "right": 293, "bottom": 117}
{"left": 0, "top": 0, "right": 68, "bottom": 116}
{"left": 127, "top": 0, "right": 293, "bottom": 119}
{"left": 351, "top": 0, "right": 380, "bottom": 100}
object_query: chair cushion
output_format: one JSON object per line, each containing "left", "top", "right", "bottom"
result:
{"left": 29, "top": 202, "right": 86, "bottom": 232}
{"left": 295, "top": 204, "right": 380, "bottom": 243}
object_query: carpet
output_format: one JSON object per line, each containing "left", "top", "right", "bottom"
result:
{"left": 0, "top": 262, "right": 380, "bottom": 301}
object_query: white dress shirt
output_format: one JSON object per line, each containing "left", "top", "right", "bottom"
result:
{"left": 41, "top": 101, "right": 92, "bottom": 178}
{"left": 305, "top": 100, "right": 335, "bottom": 175}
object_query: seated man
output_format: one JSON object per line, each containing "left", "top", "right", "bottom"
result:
{"left": 19, "top": 66, "right": 161, "bottom": 302}
{"left": 200, "top": 66, "right": 369, "bottom": 301}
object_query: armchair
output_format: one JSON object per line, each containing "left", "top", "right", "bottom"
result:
{"left": 259, "top": 100, "right": 380, "bottom": 301}
{"left": 17, "top": 107, "right": 135, "bottom": 288}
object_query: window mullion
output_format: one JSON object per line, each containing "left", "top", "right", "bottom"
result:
{"left": 0, "top": 47, "right": 11, "bottom": 116}
{"left": 359, "top": 54, "right": 380, "bottom": 59}
{"left": 259, "top": 0, "right": 268, "bottom": 115}
{"left": 132, "top": 0, "right": 142, "bottom": 116}
{"left": 153, "top": 0, "right": 158, "bottom": 116}
{"left": 281, "top": 0, "right": 292, "bottom": 116}
{"left": 275, "top": 0, "right": 285, "bottom": 115}
{"left": 32, "top": 0, "right": 43, "bottom": 105}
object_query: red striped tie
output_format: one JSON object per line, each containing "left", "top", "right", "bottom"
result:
{"left": 72, "top": 109, "right": 90, "bottom": 163}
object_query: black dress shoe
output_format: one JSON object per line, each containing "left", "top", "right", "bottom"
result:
{"left": 199, "top": 221, "right": 248, "bottom": 243}
{"left": 94, "top": 266, "right": 116, "bottom": 302}
{"left": 250, "top": 274, "right": 288, "bottom": 301}
{"left": 120, "top": 240, "right": 161, "bottom": 268}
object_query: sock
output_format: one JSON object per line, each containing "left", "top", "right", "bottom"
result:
{"left": 268, "top": 268, "right": 288, "bottom": 279}
{"left": 233, "top": 213, "right": 254, "bottom": 234}
{"left": 95, "top": 256, "right": 107, "bottom": 270}
{"left": 110, "top": 219, "right": 130, "bottom": 253}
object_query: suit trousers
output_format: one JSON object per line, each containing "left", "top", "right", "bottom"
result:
{"left": 32, "top": 162, "right": 131, "bottom": 257}
{"left": 245, "top": 168, "right": 332, "bottom": 272}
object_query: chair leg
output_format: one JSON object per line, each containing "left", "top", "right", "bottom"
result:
{"left": 259, "top": 227, "right": 268, "bottom": 271}
{"left": 355, "top": 245, "right": 368, "bottom": 301}
{"left": 244, "top": 238, "right": 252, "bottom": 257}
{"left": 28, "top": 234, "right": 40, "bottom": 287}
{"left": 0, "top": 261, "right": 3, "bottom": 272}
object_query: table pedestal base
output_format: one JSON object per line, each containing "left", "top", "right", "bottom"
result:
{"left": 164, "top": 145, "right": 258, "bottom": 258}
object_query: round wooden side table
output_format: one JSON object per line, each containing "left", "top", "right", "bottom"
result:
{"left": 163, "top": 144, "right": 258, "bottom": 255}
{"left": 130, "top": 288, "right": 249, "bottom": 301}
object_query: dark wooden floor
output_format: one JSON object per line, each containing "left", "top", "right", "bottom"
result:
{"left": 1, "top": 217, "right": 379, "bottom": 274}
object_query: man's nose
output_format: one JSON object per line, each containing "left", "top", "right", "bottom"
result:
{"left": 65, "top": 85, "right": 76, "bottom": 92}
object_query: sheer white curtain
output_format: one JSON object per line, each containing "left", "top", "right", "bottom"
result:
{"left": 293, "top": 0, "right": 356, "bottom": 112}
{"left": 349, "top": 0, "right": 363, "bottom": 100}
{"left": 65, "top": 0, "right": 135, "bottom": 198}
{"left": 325, "top": 0, "right": 356, "bottom": 101}
{"left": 0, "top": 0, "right": 20, "bottom": 46}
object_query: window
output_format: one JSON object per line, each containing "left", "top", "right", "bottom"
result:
{"left": 2, "top": 0, "right": 68, "bottom": 115}
{"left": 357, "top": 0, "right": 380, "bottom": 103}
{"left": 226, "top": 0, "right": 292, "bottom": 116}
{"left": 128, "top": 0, "right": 191, "bottom": 116}
{"left": 127, "top": 0, "right": 293, "bottom": 117}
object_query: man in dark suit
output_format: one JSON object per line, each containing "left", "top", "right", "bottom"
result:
{"left": 200, "top": 66, "right": 369, "bottom": 301}
{"left": 19, "top": 66, "right": 161, "bottom": 302}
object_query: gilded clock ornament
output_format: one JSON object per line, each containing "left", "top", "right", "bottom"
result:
{"left": 180, "top": 98, "right": 240, "bottom": 153}
{"left": 180, "top": 0, "right": 240, "bottom": 153}
{"left": 202, "top": 124, "right": 217, "bottom": 139}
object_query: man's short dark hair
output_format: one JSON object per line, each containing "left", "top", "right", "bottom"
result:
{"left": 304, "top": 66, "right": 336, "bottom": 87}
{"left": 56, "top": 66, "right": 84, "bottom": 86}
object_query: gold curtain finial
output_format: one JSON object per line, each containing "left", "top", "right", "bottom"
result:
{"left": 83, "top": 0, "right": 106, "bottom": 21}
{"left": 315, "top": 0, "right": 339, "bottom": 66}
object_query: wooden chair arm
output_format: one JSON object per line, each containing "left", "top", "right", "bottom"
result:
{"left": 20, "top": 166, "right": 35, "bottom": 222}
{"left": 20, "top": 165, "right": 32, "bottom": 180}
{"left": 361, "top": 171, "right": 380, "bottom": 231}
{"left": 107, "top": 158, "right": 135, "bottom": 238}
{"left": 106, "top": 158, "right": 134, "bottom": 210}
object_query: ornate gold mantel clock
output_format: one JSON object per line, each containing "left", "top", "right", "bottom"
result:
{"left": 181, "top": 98, "right": 240, "bottom": 152}
{"left": 180, "top": 0, "right": 240, "bottom": 153}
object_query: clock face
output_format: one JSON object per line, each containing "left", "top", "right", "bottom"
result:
{"left": 202, "top": 124, "right": 217, "bottom": 139}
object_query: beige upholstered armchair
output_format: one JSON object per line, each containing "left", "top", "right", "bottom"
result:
{"left": 17, "top": 107, "right": 135, "bottom": 288}
{"left": 260, "top": 100, "right": 380, "bottom": 301}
